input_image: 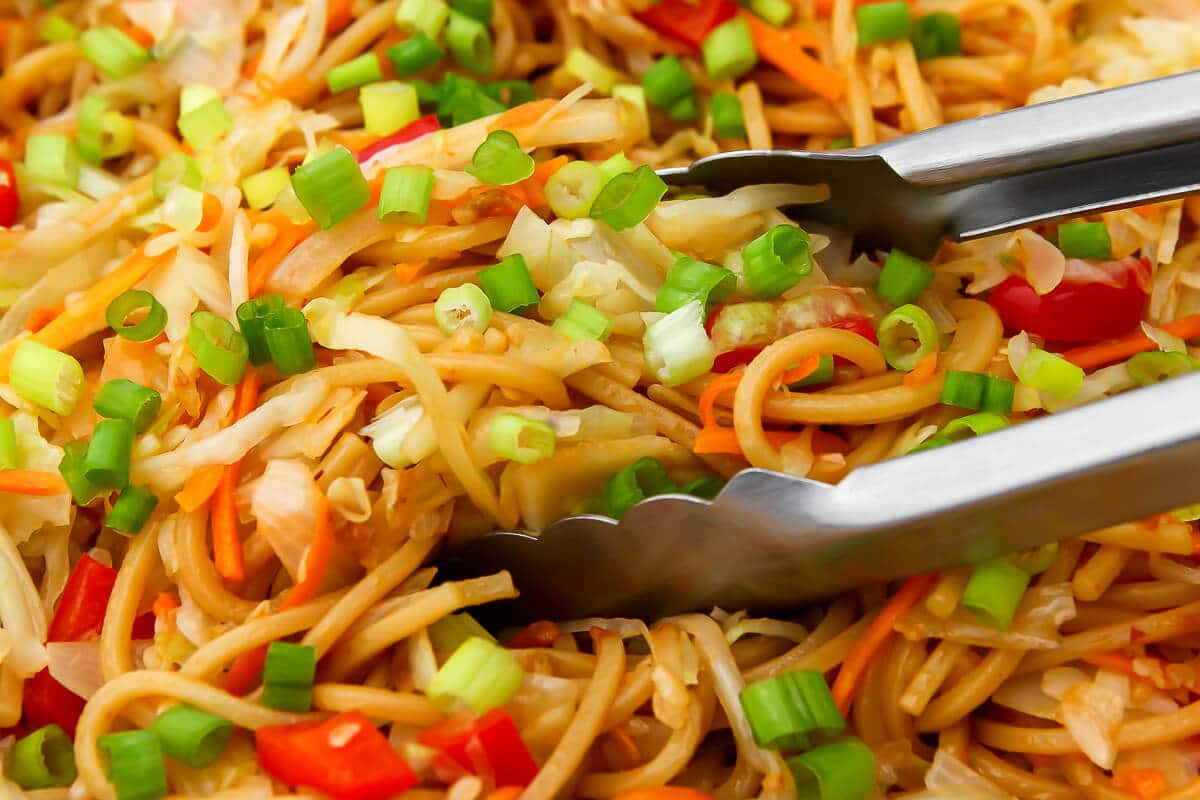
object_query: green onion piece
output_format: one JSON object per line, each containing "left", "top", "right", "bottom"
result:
{"left": 788, "top": 354, "right": 836, "bottom": 389}
{"left": 152, "top": 704, "right": 232, "bottom": 769}
{"left": 1011, "top": 542, "right": 1059, "bottom": 576}
{"left": 486, "top": 80, "right": 535, "bottom": 107}
{"left": 877, "top": 303, "right": 938, "bottom": 371}
{"left": 386, "top": 33, "right": 444, "bottom": 77}
{"left": 642, "top": 55, "right": 695, "bottom": 109}
{"left": 93, "top": 379, "right": 162, "bottom": 433}
{"left": 644, "top": 300, "right": 715, "bottom": 387}
{"left": 740, "top": 670, "right": 845, "bottom": 750}
{"left": 77, "top": 95, "right": 109, "bottom": 164}
{"left": 263, "top": 307, "right": 317, "bottom": 376}
{"left": 10, "top": 340, "right": 83, "bottom": 416}
{"left": 378, "top": 165, "right": 435, "bottom": 223}
{"left": 876, "top": 248, "right": 933, "bottom": 306}
{"left": 0, "top": 418, "right": 16, "bottom": 470}
{"left": 153, "top": 152, "right": 202, "bottom": 200}
{"left": 241, "top": 166, "right": 291, "bottom": 211}
{"left": 106, "top": 485, "right": 158, "bottom": 535}
{"left": 106, "top": 289, "right": 167, "bottom": 343}
{"left": 478, "top": 253, "right": 539, "bottom": 313}
{"left": 177, "top": 98, "right": 233, "bottom": 151}
{"left": 40, "top": 15, "right": 79, "bottom": 43}
{"left": 742, "top": 225, "right": 814, "bottom": 299}
{"left": 981, "top": 375, "right": 1016, "bottom": 414}
{"left": 590, "top": 165, "right": 667, "bottom": 231}
{"left": 786, "top": 738, "right": 877, "bottom": 800}
{"left": 829, "top": 136, "right": 853, "bottom": 149}
{"left": 668, "top": 93, "right": 700, "bottom": 122}
{"left": 361, "top": 81, "right": 420, "bottom": 137}
{"left": 291, "top": 147, "right": 370, "bottom": 229}
{"left": 261, "top": 641, "right": 317, "bottom": 712}
{"left": 605, "top": 456, "right": 675, "bottom": 519}
{"left": 940, "top": 411, "right": 1008, "bottom": 442}
{"left": 680, "top": 474, "right": 724, "bottom": 499}
{"left": 188, "top": 311, "right": 249, "bottom": 386}
{"left": 1018, "top": 348, "right": 1084, "bottom": 400}
{"left": 466, "top": 130, "right": 535, "bottom": 186}
{"left": 326, "top": 53, "right": 383, "bottom": 94}
{"left": 427, "top": 637, "right": 524, "bottom": 714}
{"left": 79, "top": 26, "right": 150, "bottom": 79}
{"left": 25, "top": 134, "right": 79, "bottom": 188}
{"left": 856, "top": 0, "right": 911, "bottom": 46}
{"left": 428, "top": 613, "right": 497, "bottom": 653}
{"left": 439, "top": 78, "right": 507, "bottom": 126}
{"left": 489, "top": 413, "right": 556, "bottom": 464}
{"left": 711, "top": 92, "right": 747, "bottom": 139}
{"left": 81, "top": 419, "right": 134, "bottom": 490}
{"left": 940, "top": 369, "right": 986, "bottom": 410}
{"left": 545, "top": 160, "right": 606, "bottom": 219}
{"left": 98, "top": 729, "right": 167, "bottom": 800}
{"left": 162, "top": 184, "right": 204, "bottom": 232}
{"left": 613, "top": 83, "right": 650, "bottom": 139}
{"left": 910, "top": 12, "right": 961, "bottom": 59}
{"left": 5, "top": 724, "right": 76, "bottom": 789}
{"left": 703, "top": 17, "right": 758, "bottom": 80}
{"left": 434, "top": 284, "right": 493, "bottom": 335}
{"left": 451, "top": 0, "right": 494, "bottom": 23}
{"left": 597, "top": 153, "right": 634, "bottom": 182}
{"left": 564, "top": 47, "right": 619, "bottom": 95}
{"left": 236, "top": 294, "right": 286, "bottom": 366}
{"left": 445, "top": 10, "right": 493, "bottom": 75}
{"left": 396, "top": 0, "right": 450, "bottom": 38}
{"left": 1058, "top": 220, "right": 1112, "bottom": 260}
{"left": 180, "top": 84, "right": 220, "bottom": 116}
{"left": 97, "top": 111, "right": 133, "bottom": 159}
{"left": 751, "top": 0, "right": 795, "bottom": 26}
{"left": 59, "top": 441, "right": 102, "bottom": 505}
{"left": 552, "top": 299, "right": 613, "bottom": 342}
{"left": 656, "top": 255, "right": 737, "bottom": 314}
{"left": 1126, "top": 350, "right": 1197, "bottom": 385}
{"left": 961, "top": 555, "right": 1030, "bottom": 629}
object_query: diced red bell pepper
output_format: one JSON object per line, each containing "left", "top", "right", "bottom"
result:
{"left": 418, "top": 709, "right": 539, "bottom": 788}
{"left": 355, "top": 115, "right": 441, "bottom": 163}
{"left": 22, "top": 671, "right": 85, "bottom": 736}
{"left": 506, "top": 620, "right": 560, "bottom": 649}
{"left": 0, "top": 159, "right": 18, "bottom": 228}
{"left": 256, "top": 711, "right": 419, "bottom": 800}
{"left": 634, "top": 0, "right": 738, "bottom": 48}
{"left": 828, "top": 316, "right": 877, "bottom": 343}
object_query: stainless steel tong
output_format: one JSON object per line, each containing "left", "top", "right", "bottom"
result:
{"left": 446, "top": 72, "right": 1200, "bottom": 623}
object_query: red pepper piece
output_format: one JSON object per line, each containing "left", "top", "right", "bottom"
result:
{"left": 507, "top": 620, "right": 561, "bottom": 649}
{"left": 634, "top": 0, "right": 738, "bottom": 48}
{"left": 0, "top": 159, "right": 18, "bottom": 228}
{"left": 418, "top": 709, "right": 539, "bottom": 788}
{"left": 355, "top": 115, "right": 441, "bottom": 163}
{"left": 988, "top": 262, "right": 1148, "bottom": 344}
{"left": 256, "top": 711, "right": 419, "bottom": 800}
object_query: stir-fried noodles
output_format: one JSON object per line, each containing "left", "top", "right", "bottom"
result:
{"left": 3, "top": 1, "right": 1200, "bottom": 798}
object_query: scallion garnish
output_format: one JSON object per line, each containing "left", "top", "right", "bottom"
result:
{"left": 5, "top": 724, "right": 76, "bottom": 789}
{"left": 940, "top": 411, "right": 1009, "bottom": 441}
{"left": 39, "top": 16, "right": 79, "bottom": 44}
{"left": 488, "top": 413, "right": 557, "bottom": 464}
{"left": 656, "top": 254, "right": 737, "bottom": 314}
{"left": 428, "top": 612, "right": 497, "bottom": 653}
{"left": 434, "top": 284, "right": 493, "bottom": 335}
{"left": 152, "top": 704, "right": 233, "bottom": 769}
{"left": 742, "top": 225, "right": 814, "bottom": 299}
{"left": 702, "top": 17, "right": 758, "bottom": 80}
{"left": 876, "top": 249, "right": 934, "bottom": 306}
{"left": 641, "top": 55, "right": 695, "bottom": 109}
{"left": 242, "top": 167, "right": 291, "bottom": 211}
{"left": 856, "top": 1, "right": 912, "bottom": 46}
{"left": 188, "top": 311, "right": 249, "bottom": 386}
{"left": 961, "top": 555, "right": 1030, "bottom": 629}
{"left": 177, "top": 98, "right": 233, "bottom": 151}
{"left": 544, "top": 160, "right": 606, "bottom": 219}
{"left": 361, "top": 81, "right": 420, "bottom": 137}
{"left": 98, "top": 729, "right": 167, "bottom": 800}
{"left": 911, "top": 12, "right": 962, "bottom": 60}
{"left": 1017, "top": 348, "right": 1084, "bottom": 400}
{"left": 396, "top": 0, "right": 451, "bottom": 38}
{"left": 9, "top": 340, "right": 84, "bottom": 417}
{"left": 877, "top": 304, "right": 938, "bottom": 371}
{"left": 427, "top": 637, "right": 524, "bottom": 714}
{"left": 263, "top": 307, "right": 317, "bottom": 376}
{"left": 378, "top": 165, "right": 435, "bottom": 224}
{"left": 261, "top": 641, "right": 318, "bottom": 712}
{"left": 786, "top": 737, "right": 877, "bottom": 800}
{"left": 711, "top": 92, "right": 747, "bottom": 139}
{"left": 551, "top": 299, "right": 612, "bottom": 342}
{"left": 93, "top": 379, "right": 162, "bottom": 433}
{"left": 451, "top": 0, "right": 494, "bottom": 23}
{"left": 82, "top": 419, "right": 135, "bottom": 490}
{"left": 24, "top": 134, "right": 79, "bottom": 188}
{"left": 478, "top": 254, "right": 539, "bottom": 313}
{"left": 0, "top": 418, "right": 16, "bottom": 470}
{"left": 291, "top": 147, "right": 370, "bottom": 229}
{"left": 466, "top": 130, "right": 535, "bottom": 186}
{"left": 589, "top": 164, "right": 667, "bottom": 230}
{"left": 106, "top": 289, "right": 167, "bottom": 342}
{"left": 387, "top": 34, "right": 444, "bottom": 77}
{"left": 59, "top": 441, "right": 103, "bottom": 505}
{"left": 445, "top": 10, "right": 493, "bottom": 75}
{"left": 605, "top": 456, "right": 676, "bottom": 519}
{"left": 1126, "top": 350, "right": 1197, "bottom": 385}
{"left": 740, "top": 670, "right": 845, "bottom": 750}
{"left": 79, "top": 26, "right": 150, "bottom": 79}
{"left": 939, "top": 369, "right": 986, "bottom": 410}
{"left": 153, "top": 152, "right": 203, "bottom": 200}
{"left": 1058, "top": 220, "right": 1113, "bottom": 260}
{"left": 325, "top": 53, "right": 383, "bottom": 94}
{"left": 564, "top": 47, "right": 619, "bottom": 94}
{"left": 236, "top": 294, "right": 286, "bottom": 366}
{"left": 106, "top": 485, "right": 158, "bottom": 535}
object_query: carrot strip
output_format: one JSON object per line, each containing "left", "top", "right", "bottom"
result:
{"left": 1082, "top": 651, "right": 1138, "bottom": 676}
{"left": 394, "top": 260, "right": 433, "bottom": 283}
{"left": 531, "top": 155, "right": 569, "bottom": 186}
{"left": 211, "top": 371, "right": 260, "bottom": 583}
{"left": 278, "top": 493, "right": 332, "bottom": 610}
{"left": 198, "top": 193, "right": 224, "bottom": 232}
{"left": 223, "top": 646, "right": 269, "bottom": 695}
{"left": 326, "top": 0, "right": 355, "bottom": 33}
{"left": 489, "top": 99, "right": 556, "bottom": 131}
{"left": 24, "top": 303, "right": 63, "bottom": 333}
{"left": 484, "top": 788, "right": 525, "bottom": 800}
{"left": 1112, "top": 767, "right": 1168, "bottom": 800}
{"left": 1064, "top": 312, "right": 1200, "bottom": 370}
{"left": 693, "top": 426, "right": 811, "bottom": 456}
{"left": 613, "top": 789, "right": 717, "bottom": 800}
{"left": 152, "top": 592, "right": 180, "bottom": 621}
{"left": 122, "top": 23, "right": 155, "bottom": 48}
{"left": 698, "top": 372, "right": 744, "bottom": 428}
{"left": 247, "top": 217, "right": 315, "bottom": 297}
{"left": 174, "top": 464, "right": 225, "bottom": 513}
{"left": 0, "top": 470, "right": 68, "bottom": 496}
{"left": 903, "top": 351, "right": 939, "bottom": 387}
{"left": 740, "top": 11, "right": 847, "bottom": 101}
{"left": 831, "top": 573, "right": 939, "bottom": 714}
{"left": 776, "top": 354, "right": 822, "bottom": 387}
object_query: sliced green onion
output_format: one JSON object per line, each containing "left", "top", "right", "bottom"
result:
{"left": 291, "top": 147, "right": 370, "bottom": 229}
{"left": 751, "top": 0, "right": 795, "bottom": 26}
{"left": 261, "top": 641, "right": 317, "bottom": 712}
{"left": 440, "top": 80, "right": 506, "bottom": 126}
{"left": 829, "top": 136, "right": 853, "bottom": 149}
{"left": 79, "top": 26, "right": 150, "bottom": 79}
{"left": 378, "top": 164, "right": 434, "bottom": 223}
{"left": 466, "top": 130, "right": 535, "bottom": 186}
{"left": 604, "top": 456, "right": 675, "bottom": 519}
{"left": 427, "top": 637, "right": 524, "bottom": 714}
{"left": 326, "top": 53, "right": 383, "bottom": 94}
{"left": 590, "top": 164, "right": 667, "bottom": 230}
{"left": 434, "top": 284, "right": 493, "bottom": 335}
{"left": 489, "top": 413, "right": 556, "bottom": 464}
{"left": 77, "top": 95, "right": 111, "bottom": 164}
{"left": 98, "top": 729, "right": 167, "bottom": 800}
{"left": 613, "top": 83, "right": 650, "bottom": 140}
{"left": 396, "top": 0, "right": 450, "bottom": 38}
{"left": 428, "top": 613, "right": 497, "bottom": 653}
{"left": 236, "top": 294, "right": 286, "bottom": 366}
{"left": 545, "top": 160, "right": 606, "bottom": 219}
{"left": 106, "top": 485, "right": 158, "bottom": 535}
{"left": 93, "top": 379, "right": 161, "bottom": 432}
{"left": 940, "top": 369, "right": 986, "bottom": 410}
{"left": 656, "top": 255, "right": 737, "bottom": 314}
{"left": 877, "top": 303, "right": 938, "bottom": 371}
{"left": 788, "top": 354, "right": 836, "bottom": 389}
{"left": 1126, "top": 350, "right": 1197, "bottom": 385}
{"left": 241, "top": 166, "right": 289, "bottom": 211}
{"left": 598, "top": 152, "right": 634, "bottom": 182}
{"left": 40, "top": 15, "right": 79, "bottom": 43}
{"left": 740, "top": 670, "right": 845, "bottom": 750}
{"left": 361, "top": 81, "right": 420, "bottom": 137}
{"left": 106, "top": 289, "right": 167, "bottom": 342}
{"left": 5, "top": 724, "right": 76, "bottom": 789}
{"left": 680, "top": 474, "right": 724, "bottom": 499}
{"left": 162, "top": 183, "right": 204, "bottom": 232}
{"left": 911, "top": 12, "right": 962, "bottom": 59}
{"left": 742, "top": 225, "right": 814, "bottom": 299}
{"left": 59, "top": 441, "right": 103, "bottom": 505}
{"left": 263, "top": 307, "right": 317, "bottom": 376}
{"left": 179, "top": 84, "right": 220, "bottom": 115}
{"left": 668, "top": 93, "right": 700, "bottom": 122}
{"left": 564, "top": 47, "right": 619, "bottom": 95}
{"left": 486, "top": 80, "right": 535, "bottom": 107}
{"left": 702, "top": 17, "right": 758, "bottom": 80}
{"left": 446, "top": 10, "right": 493, "bottom": 75}
{"left": 552, "top": 299, "right": 612, "bottom": 342}
{"left": 961, "top": 555, "right": 1030, "bottom": 629}
{"left": 177, "top": 98, "right": 233, "bottom": 151}
{"left": 152, "top": 705, "right": 232, "bottom": 769}
{"left": 981, "top": 375, "right": 1016, "bottom": 414}
{"left": 642, "top": 55, "right": 695, "bottom": 108}
{"left": 451, "top": 0, "right": 494, "bottom": 23}
{"left": 10, "top": 340, "right": 84, "bottom": 416}
{"left": 876, "top": 248, "right": 933, "bottom": 306}
{"left": 1011, "top": 542, "right": 1059, "bottom": 576}
{"left": 1018, "top": 348, "right": 1084, "bottom": 400}
{"left": 478, "top": 253, "right": 539, "bottom": 313}
{"left": 0, "top": 418, "right": 16, "bottom": 470}
{"left": 97, "top": 111, "right": 133, "bottom": 160}
{"left": 188, "top": 311, "right": 249, "bottom": 386}
{"left": 644, "top": 300, "right": 715, "bottom": 387}
{"left": 153, "top": 152, "right": 202, "bottom": 200}
{"left": 1058, "top": 220, "right": 1112, "bottom": 260}
{"left": 82, "top": 419, "right": 134, "bottom": 490}
{"left": 711, "top": 92, "right": 746, "bottom": 139}
{"left": 856, "top": 0, "right": 911, "bottom": 46}
{"left": 25, "top": 134, "right": 79, "bottom": 188}
{"left": 387, "top": 33, "right": 444, "bottom": 76}
{"left": 940, "top": 411, "right": 1008, "bottom": 441}
{"left": 786, "top": 737, "right": 877, "bottom": 800}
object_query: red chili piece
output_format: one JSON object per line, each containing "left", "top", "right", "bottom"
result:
{"left": 634, "top": 0, "right": 738, "bottom": 48}
{"left": 0, "top": 159, "right": 19, "bottom": 228}
{"left": 355, "top": 115, "right": 442, "bottom": 163}
{"left": 418, "top": 709, "right": 539, "bottom": 788}
{"left": 988, "top": 264, "right": 1148, "bottom": 344}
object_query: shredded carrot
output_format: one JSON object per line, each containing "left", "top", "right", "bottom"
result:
{"left": 24, "top": 303, "right": 63, "bottom": 333}
{"left": 698, "top": 372, "right": 744, "bottom": 428}
{"left": 122, "top": 23, "right": 155, "bottom": 48}
{"left": 247, "top": 217, "right": 315, "bottom": 296}
{"left": 693, "top": 426, "right": 811, "bottom": 456}
{"left": 223, "top": 645, "right": 269, "bottom": 696}
{"left": 1082, "top": 651, "right": 1138, "bottom": 676}
{"left": 903, "top": 351, "right": 939, "bottom": 387}
{"left": 1113, "top": 767, "right": 1168, "bottom": 800}
{"left": 242, "top": 49, "right": 264, "bottom": 79}
{"left": 489, "top": 99, "right": 556, "bottom": 131}
{"left": 394, "top": 260, "right": 433, "bottom": 283}
{"left": 198, "top": 193, "right": 224, "bottom": 232}
{"left": 174, "top": 464, "right": 225, "bottom": 513}
{"left": 531, "top": 155, "right": 569, "bottom": 186}
{"left": 484, "top": 789, "right": 524, "bottom": 800}
{"left": 211, "top": 371, "right": 260, "bottom": 583}
{"left": 831, "top": 573, "right": 939, "bottom": 714}
{"left": 152, "top": 592, "right": 180, "bottom": 621}
{"left": 776, "top": 354, "right": 822, "bottom": 387}
{"left": 613, "top": 788, "right": 717, "bottom": 800}
{"left": 1064, "top": 312, "right": 1200, "bottom": 370}
{"left": 0, "top": 470, "right": 68, "bottom": 497}
{"left": 740, "top": 11, "right": 847, "bottom": 101}
{"left": 278, "top": 492, "right": 333, "bottom": 610}
{"left": 326, "top": 0, "right": 355, "bottom": 33}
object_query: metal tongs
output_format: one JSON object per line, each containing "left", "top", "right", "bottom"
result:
{"left": 448, "top": 72, "right": 1200, "bottom": 623}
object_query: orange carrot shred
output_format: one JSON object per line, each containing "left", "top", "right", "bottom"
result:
{"left": 326, "top": 0, "right": 355, "bottom": 33}
{"left": 0, "top": 470, "right": 68, "bottom": 496}
{"left": 694, "top": 426, "right": 745, "bottom": 455}
{"left": 198, "top": 193, "right": 224, "bottom": 232}
{"left": 489, "top": 99, "right": 556, "bottom": 131}
{"left": 122, "top": 23, "right": 154, "bottom": 48}
{"left": 174, "top": 464, "right": 225, "bottom": 513}
{"left": 484, "top": 788, "right": 525, "bottom": 800}
{"left": 1082, "top": 651, "right": 1138, "bottom": 675}
{"left": 698, "top": 372, "right": 744, "bottom": 428}
{"left": 211, "top": 371, "right": 260, "bottom": 583}
{"left": 1113, "top": 767, "right": 1168, "bottom": 800}
{"left": 776, "top": 354, "right": 822, "bottom": 387}
{"left": 394, "top": 261, "right": 433, "bottom": 283}
{"left": 903, "top": 351, "right": 939, "bottom": 387}
{"left": 24, "top": 303, "right": 63, "bottom": 333}
{"left": 740, "top": 11, "right": 847, "bottom": 101}
{"left": 152, "top": 592, "right": 180, "bottom": 621}
{"left": 613, "top": 788, "right": 717, "bottom": 800}
{"left": 247, "top": 217, "right": 314, "bottom": 297}
{"left": 1064, "top": 312, "right": 1200, "bottom": 370}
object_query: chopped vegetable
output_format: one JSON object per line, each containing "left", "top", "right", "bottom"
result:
{"left": 427, "top": 637, "right": 524, "bottom": 714}
{"left": 9, "top": 340, "right": 84, "bottom": 416}
{"left": 489, "top": 413, "right": 557, "bottom": 464}
{"left": 740, "top": 670, "right": 845, "bottom": 750}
